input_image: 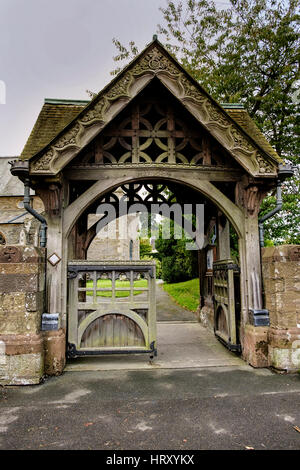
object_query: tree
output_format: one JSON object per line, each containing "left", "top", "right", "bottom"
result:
{"left": 112, "top": 0, "right": 300, "bottom": 244}
{"left": 155, "top": 219, "right": 199, "bottom": 282}
{"left": 139, "top": 238, "right": 153, "bottom": 258}
{"left": 259, "top": 166, "right": 300, "bottom": 244}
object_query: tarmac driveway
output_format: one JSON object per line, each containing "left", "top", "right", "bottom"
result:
{"left": 1, "top": 365, "right": 300, "bottom": 450}
{"left": 1, "top": 284, "right": 300, "bottom": 451}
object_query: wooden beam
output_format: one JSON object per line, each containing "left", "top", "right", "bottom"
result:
{"left": 64, "top": 166, "right": 243, "bottom": 182}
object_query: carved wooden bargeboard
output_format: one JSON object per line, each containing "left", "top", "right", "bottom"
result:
{"left": 29, "top": 43, "right": 278, "bottom": 177}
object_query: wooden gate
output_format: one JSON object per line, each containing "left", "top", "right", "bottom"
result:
{"left": 213, "top": 259, "right": 241, "bottom": 352}
{"left": 67, "top": 260, "right": 157, "bottom": 358}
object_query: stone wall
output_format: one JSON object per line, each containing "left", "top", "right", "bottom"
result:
{"left": 0, "top": 245, "right": 45, "bottom": 384}
{"left": 262, "top": 245, "right": 300, "bottom": 372}
{"left": 87, "top": 236, "right": 140, "bottom": 261}
{"left": 0, "top": 195, "right": 44, "bottom": 245}
{"left": 0, "top": 244, "right": 66, "bottom": 385}
{"left": 87, "top": 213, "right": 140, "bottom": 261}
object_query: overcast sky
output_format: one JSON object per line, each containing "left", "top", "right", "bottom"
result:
{"left": 0, "top": 0, "right": 164, "bottom": 156}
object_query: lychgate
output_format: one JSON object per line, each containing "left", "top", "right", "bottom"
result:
{"left": 10, "top": 38, "right": 291, "bottom": 368}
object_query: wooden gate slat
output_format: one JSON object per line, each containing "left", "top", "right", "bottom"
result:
{"left": 213, "top": 259, "right": 240, "bottom": 352}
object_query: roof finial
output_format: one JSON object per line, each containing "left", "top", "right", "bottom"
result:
{"left": 153, "top": 34, "right": 158, "bottom": 41}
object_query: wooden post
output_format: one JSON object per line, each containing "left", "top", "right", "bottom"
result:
{"left": 217, "top": 215, "right": 231, "bottom": 260}
{"left": 235, "top": 180, "right": 270, "bottom": 367}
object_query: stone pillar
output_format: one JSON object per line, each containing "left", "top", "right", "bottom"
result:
{"left": 43, "top": 329, "right": 66, "bottom": 376}
{"left": 242, "top": 324, "right": 269, "bottom": 367}
{"left": 0, "top": 245, "right": 45, "bottom": 385}
{"left": 262, "top": 245, "right": 300, "bottom": 372}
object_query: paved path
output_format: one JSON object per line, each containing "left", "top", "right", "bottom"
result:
{"left": 66, "top": 282, "right": 241, "bottom": 372}
{"left": 66, "top": 322, "right": 242, "bottom": 371}
{"left": 156, "top": 283, "right": 196, "bottom": 322}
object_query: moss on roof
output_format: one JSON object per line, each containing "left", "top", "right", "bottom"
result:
{"left": 223, "top": 107, "right": 282, "bottom": 163}
{"left": 20, "top": 101, "right": 89, "bottom": 160}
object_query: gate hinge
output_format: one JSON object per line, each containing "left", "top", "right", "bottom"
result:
{"left": 67, "top": 270, "right": 78, "bottom": 279}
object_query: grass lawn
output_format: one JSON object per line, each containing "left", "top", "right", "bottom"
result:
{"left": 86, "top": 279, "right": 148, "bottom": 297}
{"left": 162, "top": 278, "right": 200, "bottom": 312}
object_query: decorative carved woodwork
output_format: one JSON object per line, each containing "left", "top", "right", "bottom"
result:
{"left": 71, "top": 180, "right": 215, "bottom": 259}
{"left": 72, "top": 93, "right": 233, "bottom": 167}
{"left": 31, "top": 149, "right": 54, "bottom": 172}
{"left": 36, "top": 184, "right": 62, "bottom": 216}
{"left": 235, "top": 176, "right": 268, "bottom": 217}
{"left": 29, "top": 43, "right": 278, "bottom": 177}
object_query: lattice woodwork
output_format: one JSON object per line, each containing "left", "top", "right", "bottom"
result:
{"left": 97, "top": 182, "right": 177, "bottom": 205}
{"left": 73, "top": 87, "right": 234, "bottom": 168}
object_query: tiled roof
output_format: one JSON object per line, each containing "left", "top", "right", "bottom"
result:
{"left": 223, "top": 107, "right": 281, "bottom": 163}
{"left": 20, "top": 100, "right": 89, "bottom": 160}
